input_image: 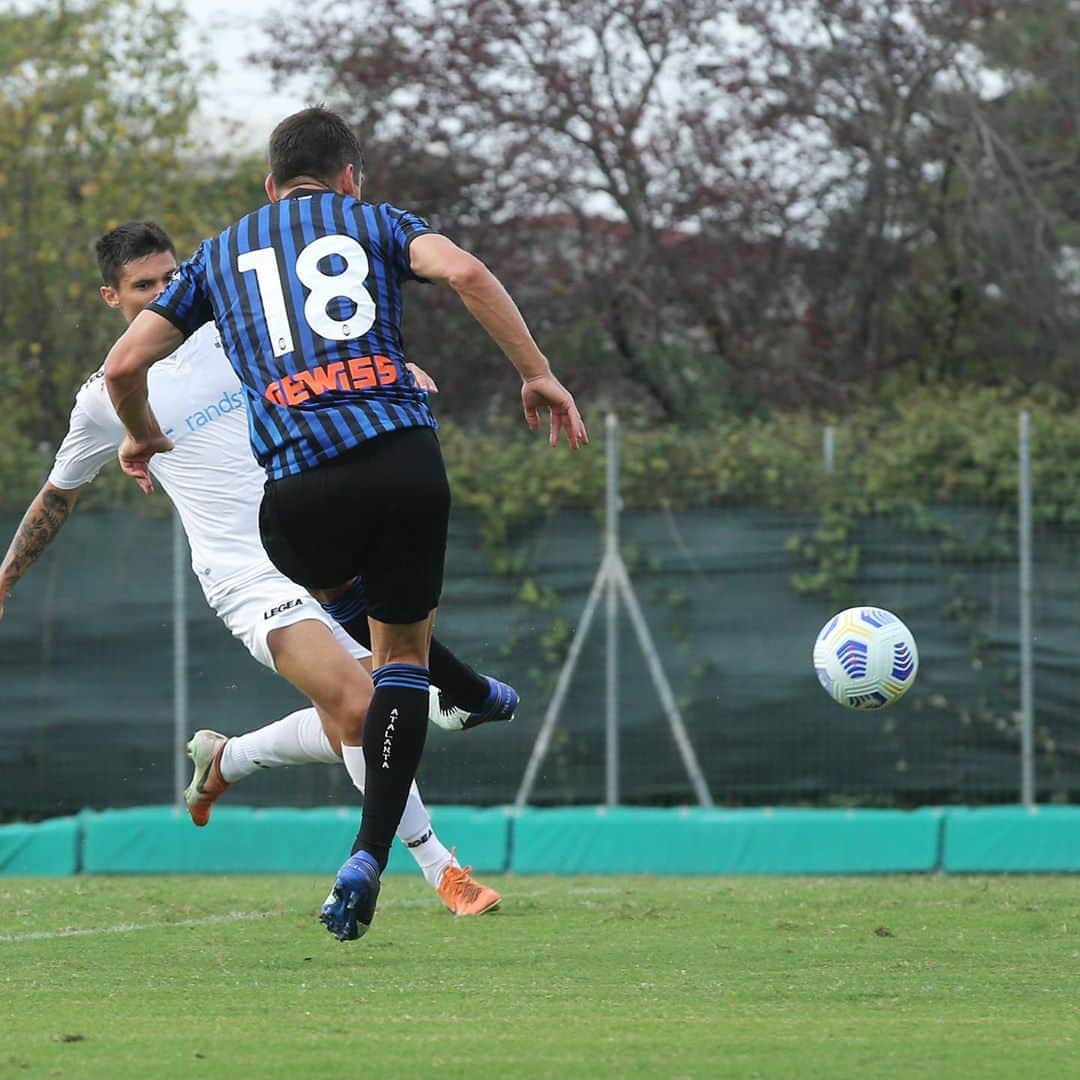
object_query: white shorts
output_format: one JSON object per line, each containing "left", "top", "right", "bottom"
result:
{"left": 213, "top": 568, "right": 372, "bottom": 672}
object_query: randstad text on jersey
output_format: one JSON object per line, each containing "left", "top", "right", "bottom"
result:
{"left": 149, "top": 193, "right": 438, "bottom": 480}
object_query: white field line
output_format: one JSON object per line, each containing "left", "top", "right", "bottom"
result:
{"left": 0, "top": 910, "right": 276, "bottom": 943}
{"left": 0, "top": 886, "right": 622, "bottom": 944}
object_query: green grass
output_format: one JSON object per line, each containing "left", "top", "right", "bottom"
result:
{"left": 1, "top": 875, "right": 1078, "bottom": 1078}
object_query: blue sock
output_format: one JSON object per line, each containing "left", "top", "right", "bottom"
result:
{"left": 320, "top": 588, "right": 488, "bottom": 714}
{"left": 319, "top": 579, "right": 372, "bottom": 649}
{"left": 350, "top": 663, "right": 430, "bottom": 871}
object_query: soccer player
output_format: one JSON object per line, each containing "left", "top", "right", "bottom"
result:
{"left": 104, "top": 106, "right": 587, "bottom": 940}
{"left": 0, "top": 220, "right": 500, "bottom": 916}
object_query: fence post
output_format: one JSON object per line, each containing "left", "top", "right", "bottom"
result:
{"left": 605, "top": 413, "right": 620, "bottom": 807}
{"left": 823, "top": 425, "right": 836, "bottom": 475}
{"left": 1018, "top": 411, "right": 1035, "bottom": 807}
{"left": 173, "top": 510, "right": 189, "bottom": 809}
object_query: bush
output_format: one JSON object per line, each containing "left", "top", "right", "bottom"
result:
{"left": 3, "top": 382, "right": 1068, "bottom": 532}
{"left": 439, "top": 385, "right": 1071, "bottom": 547}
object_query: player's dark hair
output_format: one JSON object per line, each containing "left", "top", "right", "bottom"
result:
{"left": 268, "top": 105, "right": 365, "bottom": 189}
{"left": 94, "top": 221, "right": 175, "bottom": 287}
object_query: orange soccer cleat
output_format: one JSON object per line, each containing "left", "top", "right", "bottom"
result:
{"left": 184, "top": 730, "right": 230, "bottom": 827}
{"left": 437, "top": 859, "right": 502, "bottom": 916}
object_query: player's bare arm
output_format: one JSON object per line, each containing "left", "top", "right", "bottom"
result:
{"left": 104, "top": 308, "right": 183, "bottom": 492}
{"left": 408, "top": 234, "right": 587, "bottom": 449}
{"left": 0, "top": 483, "right": 83, "bottom": 619}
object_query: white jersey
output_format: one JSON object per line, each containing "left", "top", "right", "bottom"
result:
{"left": 48, "top": 325, "right": 278, "bottom": 611}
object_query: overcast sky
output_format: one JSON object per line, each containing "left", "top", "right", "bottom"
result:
{"left": 181, "top": 0, "right": 313, "bottom": 145}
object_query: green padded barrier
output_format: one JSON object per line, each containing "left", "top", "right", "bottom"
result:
{"left": 942, "top": 806, "right": 1080, "bottom": 872}
{"left": 510, "top": 807, "right": 945, "bottom": 874}
{"left": 421, "top": 806, "right": 511, "bottom": 873}
{"left": 80, "top": 805, "right": 510, "bottom": 875}
{"left": 15, "top": 805, "right": 1080, "bottom": 877}
{"left": 0, "top": 816, "right": 80, "bottom": 876}
{"left": 81, "top": 806, "right": 352, "bottom": 875}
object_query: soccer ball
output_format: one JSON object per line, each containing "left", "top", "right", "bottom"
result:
{"left": 812, "top": 607, "right": 919, "bottom": 709}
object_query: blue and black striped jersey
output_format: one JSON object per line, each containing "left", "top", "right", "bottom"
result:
{"left": 149, "top": 190, "right": 438, "bottom": 480}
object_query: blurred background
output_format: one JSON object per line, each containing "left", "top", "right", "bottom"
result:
{"left": 1, "top": 0, "right": 1077, "bottom": 819}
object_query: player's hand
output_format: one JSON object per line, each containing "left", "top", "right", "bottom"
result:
{"left": 0, "top": 581, "right": 10, "bottom": 622}
{"left": 521, "top": 373, "right": 588, "bottom": 449}
{"left": 118, "top": 433, "right": 174, "bottom": 495}
{"left": 406, "top": 363, "right": 439, "bottom": 393}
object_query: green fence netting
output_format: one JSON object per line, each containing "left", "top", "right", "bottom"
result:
{"left": 1, "top": 505, "right": 1076, "bottom": 815}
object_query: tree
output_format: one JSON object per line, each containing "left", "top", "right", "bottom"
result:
{"left": 732, "top": 0, "right": 1078, "bottom": 390}
{"left": 258, "top": 0, "right": 803, "bottom": 420}
{"left": 0, "top": 0, "right": 263, "bottom": 492}
{"left": 259, "top": 0, "right": 1078, "bottom": 415}
{"left": 958, "top": 0, "right": 1079, "bottom": 385}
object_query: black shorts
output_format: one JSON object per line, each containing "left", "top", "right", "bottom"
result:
{"left": 258, "top": 427, "right": 450, "bottom": 624}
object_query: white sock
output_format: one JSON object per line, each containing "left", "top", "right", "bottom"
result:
{"left": 340, "top": 742, "right": 368, "bottom": 793}
{"left": 399, "top": 805, "right": 457, "bottom": 889}
{"left": 219, "top": 708, "right": 339, "bottom": 782}
{"left": 340, "top": 743, "right": 456, "bottom": 888}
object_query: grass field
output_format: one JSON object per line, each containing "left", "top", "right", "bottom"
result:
{"left": 1, "top": 875, "right": 1078, "bottom": 1078}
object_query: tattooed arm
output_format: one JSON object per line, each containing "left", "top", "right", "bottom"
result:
{"left": 0, "top": 483, "right": 85, "bottom": 620}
